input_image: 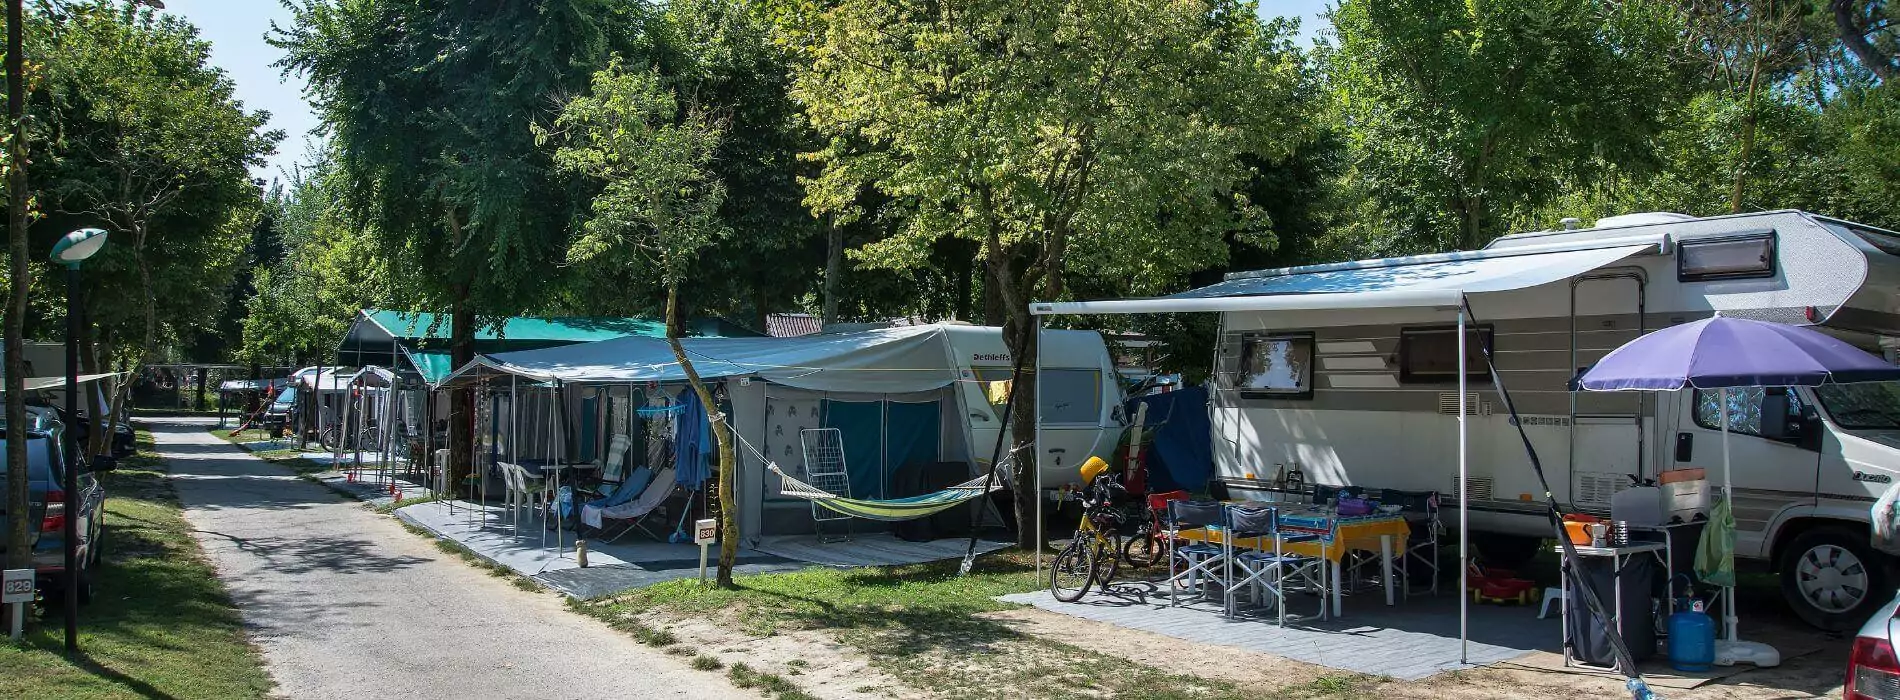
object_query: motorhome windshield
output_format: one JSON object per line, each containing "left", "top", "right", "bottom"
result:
{"left": 273, "top": 386, "right": 297, "bottom": 406}
{"left": 1815, "top": 382, "right": 1900, "bottom": 429}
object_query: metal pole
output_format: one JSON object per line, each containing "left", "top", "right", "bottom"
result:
{"left": 1457, "top": 304, "right": 1469, "bottom": 664}
{"left": 61, "top": 265, "right": 81, "bottom": 651}
{"left": 1033, "top": 316, "right": 1044, "bottom": 577}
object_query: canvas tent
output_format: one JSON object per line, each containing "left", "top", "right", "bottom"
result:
{"left": 439, "top": 325, "right": 1112, "bottom": 544}
{"left": 336, "top": 309, "right": 763, "bottom": 385}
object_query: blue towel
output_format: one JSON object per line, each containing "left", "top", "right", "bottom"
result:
{"left": 675, "top": 389, "right": 713, "bottom": 489}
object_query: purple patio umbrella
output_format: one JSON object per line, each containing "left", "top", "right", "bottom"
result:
{"left": 1578, "top": 315, "right": 1900, "bottom": 667}
{"left": 1577, "top": 316, "right": 1900, "bottom": 391}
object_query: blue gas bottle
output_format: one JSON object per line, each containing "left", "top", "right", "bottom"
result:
{"left": 1668, "top": 598, "right": 1716, "bottom": 672}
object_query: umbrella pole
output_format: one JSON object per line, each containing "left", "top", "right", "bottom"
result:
{"left": 1720, "top": 386, "right": 1738, "bottom": 641}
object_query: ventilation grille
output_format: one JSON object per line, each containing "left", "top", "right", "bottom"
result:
{"left": 1451, "top": 476, "right": 1494, "bottom": 503}
{"left": 1437, "top": 392, "right": 1493, "bottom": 416}
{"left": 1575, "top": 471, "right": 1629, "bottom": 507}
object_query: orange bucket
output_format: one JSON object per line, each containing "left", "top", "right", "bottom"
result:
{"left": 1562, "top": 514, "right": 1602, "bottom": 546}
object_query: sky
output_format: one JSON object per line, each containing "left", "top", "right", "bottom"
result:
{"left": 163, "top": 0, "right": 1333, "bottom": 184}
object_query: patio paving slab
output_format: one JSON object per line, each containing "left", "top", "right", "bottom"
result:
{"left": 999, "top": 588, "right": 1556, "bottom": 680}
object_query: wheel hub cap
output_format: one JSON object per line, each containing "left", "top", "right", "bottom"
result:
{"left": 1796, "top": 544, "right": 1868, "bottom": 614}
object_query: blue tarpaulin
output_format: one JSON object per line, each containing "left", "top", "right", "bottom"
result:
{"left": 1125, "top": 387, "right": 1211, "bottom": 493}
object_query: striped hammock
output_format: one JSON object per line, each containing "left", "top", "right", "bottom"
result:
{"left": 768, "top": 464, "right": 1005, "bottom": 521}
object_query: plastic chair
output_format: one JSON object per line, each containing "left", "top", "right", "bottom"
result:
{"left": 1221, "top": 504, "right": 1326, "bottom": 624}
{"left": 1164, "top": 500, "right": 1226, "bottom": 606}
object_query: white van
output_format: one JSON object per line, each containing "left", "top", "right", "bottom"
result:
{"left": 1170, "top": 210, "right": 1900, "bottom": 630}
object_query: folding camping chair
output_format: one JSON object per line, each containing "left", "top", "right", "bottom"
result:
{"left": 1164, "top": 499, "right": 1226, "bottom": 606}
{"left": 579, "top": 465, "right": 678, "bottom": 543}
{"left": 1381, "top": 488, "right": 1442, "bottom": 596}
{"left": 1221, "top": 504, "right": 1327, "bottom": 625}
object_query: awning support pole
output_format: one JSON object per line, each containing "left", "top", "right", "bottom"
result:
{"left": 1458, "top": 302, "right": 1469, "bottom": 665}
{"left": 1033, "top": 315, "right": 1045, "bottom": 578}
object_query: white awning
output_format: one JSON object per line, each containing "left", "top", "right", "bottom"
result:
{"left": 1032, "top": 240, "right": 1658, "bottom": 316}
{"left": 14, "top": 373, "right": 117, "bottom": 392}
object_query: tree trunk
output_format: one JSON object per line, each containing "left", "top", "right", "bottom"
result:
{"left": 666, "top": 285, "right": 737, "bottom": 586}
{"left": 1730, "top": 59, "right": 1764, "bottom": 214}
{"left": 1834, "top": 0, "right": 1896, "bottom": 82}
{"left": 821, "top": 223, "right": 843, "bottom": 325}
{"left": 954, "top": 251, "right": 973, "bottom": 323}
{"left": 81, "top": 329, "right": 109, "bottom": 458}
{"left": 4, "top": 0, "right": 32, "bottom": 580}
{"left": 983, "top": 234, "right": 1041, "bottom": 549}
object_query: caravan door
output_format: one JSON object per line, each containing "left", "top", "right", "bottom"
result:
{"left": 1674, "top": 387, "right": 1820, "bottom": 558}
{"left": 1036, "top": 365, "right": 1115, "bottom": 489}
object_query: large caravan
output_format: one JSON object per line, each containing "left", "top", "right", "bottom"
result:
{"left": 1174, "top": 210, "right": 1900, "bottom": 629}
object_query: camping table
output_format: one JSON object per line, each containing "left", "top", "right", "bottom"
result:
{"left": 1178, "top": 507, "right": 1411, "bottom": 616}
{"left": 1553, "top": 541, "right": 1666, "bottom": 668}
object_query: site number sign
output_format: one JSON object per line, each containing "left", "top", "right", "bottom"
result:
{"left": 1, "top": 569, "right": 33, "bottom": 604}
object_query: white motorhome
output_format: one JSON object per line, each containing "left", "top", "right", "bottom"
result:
{"left": 1174, "top": 210, "right": 1900, "bottom": 629}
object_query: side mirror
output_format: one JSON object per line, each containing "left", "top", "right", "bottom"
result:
{"left": 88, "top": 455, "right": 117, "bottom": 473}
{"left": 1760, "top": 389, "right": 1791, "bottom": 440}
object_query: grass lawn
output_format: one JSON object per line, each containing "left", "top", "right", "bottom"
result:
{"left": 0, "top": 431, "right": 274, "bottom": 700}
{"left": 574, "top": 550, "right": 1379, "bottom": 699}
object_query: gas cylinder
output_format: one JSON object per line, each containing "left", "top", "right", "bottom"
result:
{"left": 1668, "top": 599, "right": 1716, "bottom": 672}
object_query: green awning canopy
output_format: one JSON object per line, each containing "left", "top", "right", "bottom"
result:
{"left": 337, "top": 309, "right": 764, "bottom": 384}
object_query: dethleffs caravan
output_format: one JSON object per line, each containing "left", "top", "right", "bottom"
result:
{"left": 1037, "top": 210, "right": 1900, "bottom": 630}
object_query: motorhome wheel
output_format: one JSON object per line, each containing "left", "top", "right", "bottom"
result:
{"left": 1779, "top": 527, "right": 1891, "bottom": 631}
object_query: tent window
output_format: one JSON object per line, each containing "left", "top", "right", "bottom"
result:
{"left": 1038, "top": 369, "right": 1102, "bottom": 424}
{"left": 1230, "top": 332, "right": 1313, "bottom": 399}
{"left": 1399, "top": 326, "right": 1492, "bottom": 384}
{"left": 1679, "top": 232, "right": 1775, "bottom": 281}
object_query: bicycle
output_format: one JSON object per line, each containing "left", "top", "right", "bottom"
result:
{"left": 1050, "top": 500, "right": 1126, "bottom": 602}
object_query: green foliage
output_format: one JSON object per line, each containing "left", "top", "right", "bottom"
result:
{"left": 27, "top": 1, "right": 278, "bottom": 361}
{"left": 240, "top": 156, "right": 393, "bottom": 365}
{"left": 546, "top": 61, "right": 729, "bottom": 284}
{"left": 1323, "top": 0, "right": 1686, "bottom": 250}
{"left": 794, "top": 0, "right": 1313, "bottom": 306}
{"left": 274, "top": 0, "right": 642, "bottom": 322}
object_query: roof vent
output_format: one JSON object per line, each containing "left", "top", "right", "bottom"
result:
{"left": 1560, "top": 217, "right": 1583, "bottom": 230}
{"left": 1594, "top": 212, "right": 1696, "bottom": 229}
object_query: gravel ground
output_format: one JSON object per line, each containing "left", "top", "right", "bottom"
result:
{"left": 154, "top": 418, "right": 744, "bottom": 700}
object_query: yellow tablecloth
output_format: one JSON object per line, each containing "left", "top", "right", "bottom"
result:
{"left": 1177, "top": 515, "right": 1411, "bottom": 563}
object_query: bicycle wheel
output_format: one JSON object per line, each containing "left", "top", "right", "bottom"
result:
{"left": 1050, "top": 540, "right": 1096, "bottom": 602}
{"left": 1121, "top": 530, "right": 1164, "bottom": 568}
{"left": 1092, "top": 536, "right": 1121, "bottom": 584}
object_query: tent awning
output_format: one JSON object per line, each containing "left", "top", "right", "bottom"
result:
{"left": 13, "top": 373, "right": 116, "bottom": 392}
{"left": 401, "top": 348, "right": 454, "bottom": 385}
{"left": 1031, "top": 239, "right": 1659, "bottom": 316}
{"left": 439, "top": 325, "right": 962, "bottom": 394}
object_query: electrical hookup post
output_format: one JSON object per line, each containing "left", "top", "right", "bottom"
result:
{"left": 695, "top": 518, "right": 717, "bottom": 583}
{"left": 3, "top": 568, "right": 31, "bottom": 640}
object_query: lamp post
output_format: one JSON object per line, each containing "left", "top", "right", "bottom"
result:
{"left": 50, "top": 227, "right": 106, "bottom": 652}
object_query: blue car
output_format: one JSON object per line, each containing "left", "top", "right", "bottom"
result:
{"left": 0, "top": 406, "right": 109, "bottom": 604}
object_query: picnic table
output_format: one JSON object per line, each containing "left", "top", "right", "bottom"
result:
{"left": 1177, "top": 505, "right": 1411, "bottom": 616}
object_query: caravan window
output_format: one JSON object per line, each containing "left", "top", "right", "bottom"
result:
{"left": 1694, "top": 387, "right": 1805, "bottom": 438}
{"left": 1234, "top": 332, "right": 1314, "bottom": 398}
{"left": 1399, "top": 326, "right": 1492, "bottom": 383}
{"left": 1679, "top": 232, "right": 1776, "bottom": 281}
{"left": 1038, "top": 369, "right": 1103, "bottom": 424}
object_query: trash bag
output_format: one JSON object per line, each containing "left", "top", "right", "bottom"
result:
{"left": 1695, "top": 495, "right": 1736, "bottom": 588}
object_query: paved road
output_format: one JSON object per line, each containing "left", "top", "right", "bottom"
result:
{"left": 152, "top": 418, "right": 740, "bottom": 699}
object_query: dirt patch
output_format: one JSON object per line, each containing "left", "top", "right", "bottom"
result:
{"left": 628, "top": 609, "right": 923, "bottom": 700}
{"left": 979, "top": 607, "right": 1336, "bottom": 692}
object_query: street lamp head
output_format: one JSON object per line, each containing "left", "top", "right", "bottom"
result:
{"left": 50, "top": 228, "right": 109, "bottom": 268}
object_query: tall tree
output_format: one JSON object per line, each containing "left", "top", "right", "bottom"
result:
{"left": 275, "top": 0, "right": 634, "bottom": 490}
{"left": 32, "top": 1, "right": 275, "bottom": 450}
{"left": 3, "top": 0, "right": 29, "bottom": 581}
{"left": 792, "top": 0, "right": 1311, "bottom": 546}
{"left": 1325, "top": 0, "right": 1684, "bottom": 249}
{"left": 545, "top": 61, "right": 739, "bottom": 585}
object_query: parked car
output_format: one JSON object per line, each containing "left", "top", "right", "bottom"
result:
{"left": 0, "top": 406, "right": 110, "bottom": 604}
{"left": 1848, "top": 591, "right": 1900, "bottom": 700}
{"left": 262, "top": 384, "right": 297, "bottom": 435}
{"left": 54, "top": 407, "right": 135, "bottom": 458}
